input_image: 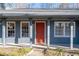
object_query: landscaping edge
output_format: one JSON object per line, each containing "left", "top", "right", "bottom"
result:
{"left": 25, "top": 49, "right": 34, "bottom": 56}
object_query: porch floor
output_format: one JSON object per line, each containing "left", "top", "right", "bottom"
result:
{"left": 0, "top": 44, "right": 79, "bottom": 50}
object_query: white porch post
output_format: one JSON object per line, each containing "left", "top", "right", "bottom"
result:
{"left": 70, "top": 22, "right": 74, "bottom": 50}
{"left": 30, "top": 19, "right": 33, "bottom": 48}
{"left": 2, "top": 21, "right": 5, "bottom": 47}
{"left": 47, "top": 20, "right": 50, "bottom": 47}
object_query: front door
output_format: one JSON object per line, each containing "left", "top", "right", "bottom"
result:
{"left": 36, "top": 21, "right": 45, "bottom": 45}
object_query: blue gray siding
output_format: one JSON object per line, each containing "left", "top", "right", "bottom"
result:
{"left": 74, "top": 21, "right": 79, "bottom": 44}
{"left": 50, "top": 20, "right": 79, "bottom": 47}
{"left": 0, "top": 20, "right": 2, "bottom": 38}
{"left": 0, "top": 20, "right": 2, "bottom": 43}
{"left": 0, "top": 19, "right": 79, "bottom": 47}
{"left": 15, "top": 20, "right": 20, "bottom": 43}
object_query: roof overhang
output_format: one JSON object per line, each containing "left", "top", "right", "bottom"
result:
{"left": 0, "top": 9, "right": 79, "bottom": 16}
{"left": 0, "top": 9, "right": 79, "bottom": 19}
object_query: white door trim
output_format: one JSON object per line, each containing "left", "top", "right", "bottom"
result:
{"left": 35, "top": 21, "right": 46, "bottom": 45}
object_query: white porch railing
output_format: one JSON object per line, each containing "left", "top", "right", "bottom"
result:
{"left": 4, "top": 3, "right": 79, "bottom": 10}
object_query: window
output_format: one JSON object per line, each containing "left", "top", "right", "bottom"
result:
{"left": 0, "top": 3, "right": 5, "bottom": 9}
{"left": 6, "top": 21, "right": 16, "bottom": 37}
{"left": 55, "top": 22, "right": 64, "bottom": 36}
{"left": 65, "top": 23, "right": 71, "bottom": 36}
{"left": 20, "top": 21, "right": 29, "bottom": 37}
{"left": 54, "top": 22, "right": 75, "bottom": 37}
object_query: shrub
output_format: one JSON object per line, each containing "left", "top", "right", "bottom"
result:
{"left": 17, "top": 48, "right": 32, "bottom": 56}
{"left": 17, "top": 48, "right": 27, "bottom": 55}
{"left": 45, "top": 48, "right": 79, "bottom": 56}
{"left": 55, "top": 48, "right": 64, "bottom": 56}
{"left": 45, "top": 48, "right": 65, "bottom": 56}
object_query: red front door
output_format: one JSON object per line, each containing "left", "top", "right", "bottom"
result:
{"left": 36, "top": 22, "right": 45, "bottom": 45}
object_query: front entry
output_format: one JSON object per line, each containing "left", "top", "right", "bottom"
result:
{"left": 35, "top": 21, "right": 45, "bottom": 45}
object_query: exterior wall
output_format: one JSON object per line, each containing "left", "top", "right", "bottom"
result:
{"left": 50, "top": 20, "right": 79, "bottom": 47}
{"left": 1, "top": 20, "right": 31, "bottom": 44}
{"left": 32, "top": 21, "right": 35, "bottom": 44}
{"left": 15, "top": 21, "right": 20, "bottom": 43}
{"left": 75, "top": 20, "right": 79, "bottom": 44}
{"left": 0, "top": 20, "right": 2, "bottom": 43}
{"left": 0, "top": 18, "right": 79, "bottom": 46}
{"left": 15, "top": 20, "right": 30, "bottom": 44}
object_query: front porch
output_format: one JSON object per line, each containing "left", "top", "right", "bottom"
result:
{"left": 0, "top": 18, "right": 49, "bottom": 45}
{"left": 0, "top": 15, "right": 78, "bottom": 50}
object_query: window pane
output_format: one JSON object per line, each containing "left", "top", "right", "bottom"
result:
{"left": 65, "top": 23, "right": 71, "bottom": 36}
{"left": 55, "top": 22, "right": 64, "bottom": 36}
{"left": 65, "top": 22, "right": 75, "bottom": 37}
{"left": 54, "top": 22, "right": 75, "bottom": 37}
{"left": 21, "top": 22, "right": 29, "bottom": 37}
{"left": 7, "top": 22, "right": 15, "bottom": 37}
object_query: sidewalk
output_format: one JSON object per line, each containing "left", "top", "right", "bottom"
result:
{"left": 27, "top": 48, "right": 44, "bottom": 56}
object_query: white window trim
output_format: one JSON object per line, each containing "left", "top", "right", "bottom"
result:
{"left": 20, "top": 21, "right": 30, "bottom": 38}
{"left": 54, "top": 21, "right": 75, "bottom": 37}
{"left": 6, "top": 21, "right": 16, "bottom": 38}
{"left": 54, "top": 22, "right": 64, "bottom": 37}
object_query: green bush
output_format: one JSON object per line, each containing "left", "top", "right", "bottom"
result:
{"left": 18, "top": 48, "right": 25, "bottom": 55}
{"left": 55, "top": 48, "right": 64, "bottom": 56}
{"left": 17, "top": 48, "right": 29, "bottom": 55}
{"left": 45, "top": 48, "right": 65, "bottom": 56}
{"left": 45, "top": 48, "right": 79, "bottom": 56}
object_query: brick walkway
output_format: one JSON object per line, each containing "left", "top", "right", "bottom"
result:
{"left": 27, "top": 48, "right": 44, "bottom": 56}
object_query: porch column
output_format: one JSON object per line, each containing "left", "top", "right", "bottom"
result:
{"left": 29, "top": 18, "right": 33, "bottom": 48}
{"left": 2, "top": 20, "right": 5, "bottom": 47}
{"left": 47, "top": 20, "right": 50, "bottom": 47}
{"left": 70, "top": 22, "right": 74, "bottom": 50}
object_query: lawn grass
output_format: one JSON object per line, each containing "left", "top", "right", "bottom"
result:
{"left": 44, "top": 48, "right": 79, "bottom": 56}
{"left": 0, "top": 47, "right": 32, "bottom": 56}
